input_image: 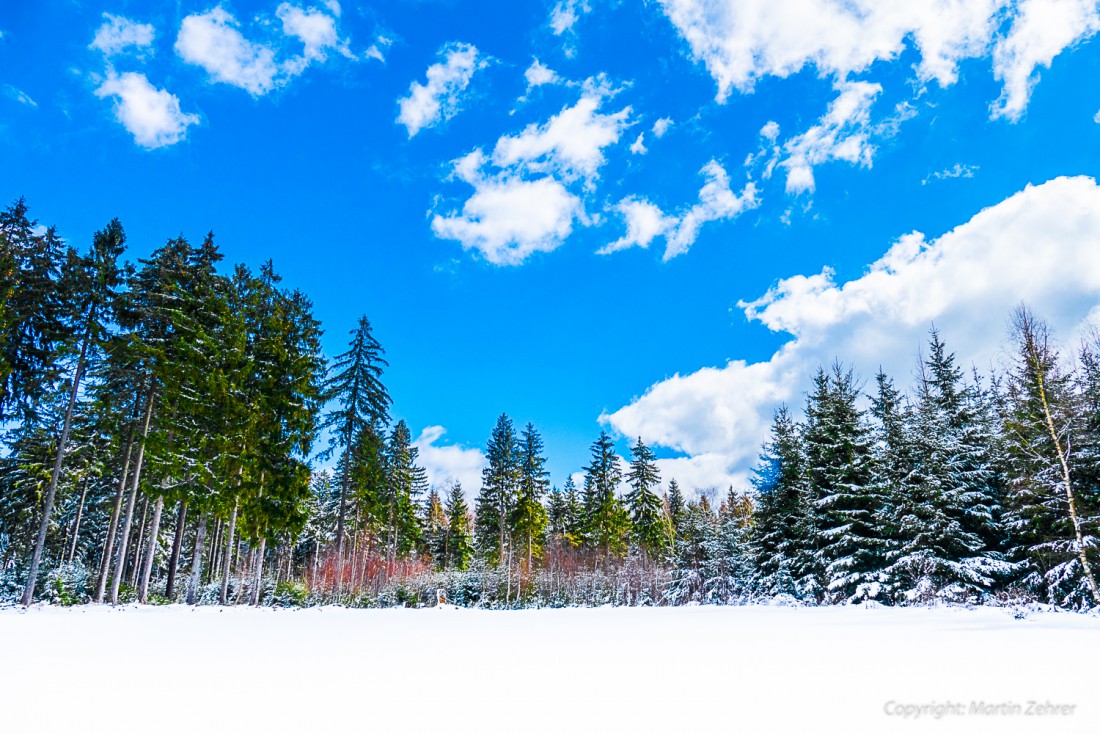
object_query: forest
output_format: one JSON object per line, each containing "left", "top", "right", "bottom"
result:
{"left": 1, "top": 198, "right": 1098, "bottom": 611}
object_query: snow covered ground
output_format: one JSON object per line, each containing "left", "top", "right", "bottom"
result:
{"left": 2, "top": 603, "right": 1097, "bottom": 733}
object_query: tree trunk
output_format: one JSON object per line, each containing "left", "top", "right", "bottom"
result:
{"left": 130, "top": 495, "right": 149, "bottom": 587}
{"left": 66, "top": 477, "right": 90, "bottom": 564}
{"left": 207, "top": 519, "right": 222, "bottom": 585}
{"left": 21, "top": 327, "right": 92, "bottom": 605}
{"left": 1035, "top": 369, "right": 1100, "bottom": 605}
{"left": 110, "top": 389, "right": 155, "bottom": 605}
{"left": 95, "top": 426, "right": 135, "bottom": 602}
{"left": 186, "top": 514, "right": 208, "bottom": 605}
{"left": 219, "top": 498, "right": 239, "bottom": 605}
{"left": 251, "top": 535, "right": 267, "bottom": 606}
{"left": 138, "top": 495, "right": 164, "bottom": 603}
{"left": 165, "top": 501, "right": 188, "bottom": 601}
{"left": 335, "top": 440, "right": 352, "bottom": 596}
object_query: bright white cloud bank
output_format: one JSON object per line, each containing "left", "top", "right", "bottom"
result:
{"left": 95, "top": 72, "right": 199, "bottom": 149}
{"left": 658, "top": 0, "right": 1100, "bottom": 121}
{"left": 604, "top": 176, "right": 1100, "bottom": 493}
{"left": 396, "top": 43, "right": 483, "bottom": 137}
{"left": 413, "top": 426, "right": 486, "bottom": 500}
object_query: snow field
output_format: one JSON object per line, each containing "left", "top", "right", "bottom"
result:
{"left": 1, "top": 603, "right": 1098, "bottom": 733}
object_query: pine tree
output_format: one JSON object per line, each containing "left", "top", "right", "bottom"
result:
{"left": 475, "top": 414, "right": 519, "bottom": 565}
{"left": 704, "top": 488, "right": 754, "bottom": 603}
{"left": 443, "top": 482, "right": 474, "bottom": 571}
{"left": 666, "top": 479, "right": 686, "bottom": 538}
{"left": 751, "top": 407, "right": 809, "bottom": 598}
{"left": 1003, "top": 308, "right": 1100, "bottom": 607}
{"left": 425, "top": 489, "right": 447, "bottom": 569}
{"left": 21, "top": 219, "right": 126, "bottom": 603}
{"left": 624, "top": 438, "right": 670, "bottom": 565}
{"left": 582, "top": 431, "right": 630, "bottom": 561}
{"left": 383, "top": 420, "right": 427, "bottom": 562}
{"left": 318, "top": 316, "right": 391, "bottom": 575}
{"left": 803, "top": 364, "right": 886, "bottom": 604}
{"left": 512, "top": 423, "right": 549, "bottom": 568}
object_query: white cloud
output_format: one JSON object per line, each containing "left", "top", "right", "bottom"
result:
{"left": 605, "top": 161, "right": 759, "bottom": 259}
{"left": 551, "top": 0, "right": 590, "bottom": 35}
{"left": 365, "top": 35, "right": 392, "bottom": 63}
{"left": 90, "top": 13, "right": 155, "bottom": 57}
{"left": 658, "top": 0, "right": 1006, "bottom": 101}
{"left": 780, "top": 81, "right": 881, "bottom": 195}
{"left": 652, "top": 117, "right": 674, "bottom": 137}
{"left": 277, "top": 1, "right": 352, "bottom": 75}
{"left": 431, "top": 151, "right": 584, "bottom": 265}
{"left": 95, "top": 71, "right": 199, "bottom": 149}
{"left": 413, "top": 425, "right": 487, "bottom": 501}
{"left": 397, "top": 42, "right": 483, "bottom": 137}
{"left": 3, "top": 85, "right": 37, "bottom": 108}
{"left": 922, "top": 162, "right": 979, "bottom": 184}
{"left": 176, "top": 8, "right": 280, "bottom": 96}
{"left": 525, "top": 58, "right": 559, "bottom": 88}
{"left": 492, "top": 94, "right": 631, "bottom": 183}
{"left": 665, "top": 161, "right": 759, "bottom": 259}
{"left": 659, "top": 0, "right": 1100, "bottom": 122}
{"left": 599, "top": 197, "right": 678, "bottom": 254}
{"left": 991, "top": 0, "right": 1100, "bottom": 120}
{"left": 604, "top": 175, "right": 1100, "bottom": 493}
{"left": 630, "top": 133, "right": 647, "bottom": 155}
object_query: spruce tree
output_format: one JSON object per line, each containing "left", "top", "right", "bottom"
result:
{"left": 751, "top": 407, "right": 809, "bottom": 598}
{"left": 582, "top": 431, "right": 630, "bottom": 561}
{"left": 512, "top": 423, "right": 549, "bottom": 568}
{"left": 475, "top": 414, "right": 519, "bottom": 565}
{"left": 443, "top": 482, "right": 474, "bottom": 571}
{"left": 624, "top": 438, "right": 670, "bottom": 565}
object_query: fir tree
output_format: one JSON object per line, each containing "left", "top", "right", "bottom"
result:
{"left": 443, "top": 482, "right": 474, "bottom": 571}
{"left": 475, "top": 414, "right": 519, "bottom": 565}
{"left": 751, "top": 407, "right": 809, "bottom": 598}
{"left": 512, "top": 423, "right": 549, "bottom": 568}
{"left": 582, "top": 431, "right": 630, "bottom": 561}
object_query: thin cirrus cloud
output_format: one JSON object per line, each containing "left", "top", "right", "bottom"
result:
{"left": 396, "top": 42, "right": 485, "bottom": 137}
{"left": 94, "top": 71, "right": 199, "bottom": 149}
{"left": 603, "top": 175, "right": 1100, "bottom": 494}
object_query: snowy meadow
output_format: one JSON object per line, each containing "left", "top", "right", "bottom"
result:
{"left": 2, "top": 602, "right": 1098, "bottom": 733}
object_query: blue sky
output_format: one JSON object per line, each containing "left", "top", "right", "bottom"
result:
{"left": 5, "top": 0, "right": 1100, "bottom": 495}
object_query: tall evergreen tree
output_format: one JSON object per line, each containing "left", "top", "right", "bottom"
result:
{"left": 582, "top": 431, "right": 630, "bottom": 561}
{"left": 624, "top": 438, "right": 669, "bottom": 564}
{"left": 751, "top": 407, "right": 809, "bottom": 598}
{"left": 318, "top": 316, "right": 391, "bottom": 574}
{"left": 513, "top": 423, "right": 549, "bottom": 567}
{"left": 443, "top": 482, "right": 474, "bottom": 571}
{"left": 475, "top": 414, "right": 519, "bottom": 565}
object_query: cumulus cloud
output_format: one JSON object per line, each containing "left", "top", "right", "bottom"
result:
{"left": 605, "top": 161, "right": 759, "bottom": 259}
{"left": 278, "top": 1, "right": 352, "bottom": 74}
{"left": 599, "top": 197, "right": 678, "bottom": 254}
{"left": 659, "top": 0, "right": 1100, "bottom": 122}
{"left": 175, "top": 4, "right": 347, "bottom": 96}
{"left": 652, "top": 117, "right": 674, "bottom": 137}
{"left": 550, "top": 0, "right": 590, "bottom": 35}
{"left": 397, "top": 43, "right": 483, "bottom": 137}
{"left": 90, "top": 13, "right": 155, "bottom": 57}
{"left": 630, "top": 133, "right": 647, "bottom": 155}
{"left": 780, "top": 81, "right": 881, "bottom": 194}
{"left": 413, "top": 425, "right": 487, "bottom": 500}
{"left": 176, "top": 8, "right": 280, "bottom": 95}
{"left": 95, "top": 71, "right": 199, "bottom": 149}
{"left": 991, "top": 0, "right": 1100, "bottom": 120}
{"left": 525, "top": 58, "right": 560, "bottom": 88}
{"left": 431, "top": 151, "right": 584, "bottom": 265}
{"left": 604, "top": 176, "right": 1100, "bottom": 493}
{"left": 492, "top": 94, "right": 631, "bottom": 183}
{"left": 657, "top": 0, "right": 1004, "bottom": 101}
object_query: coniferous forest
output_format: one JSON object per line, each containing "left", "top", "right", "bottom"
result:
{"left": 2, "top": 199, "right": 1099, "bottom": 611}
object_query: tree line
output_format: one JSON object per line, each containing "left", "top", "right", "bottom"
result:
{"left": 1, "top": 198, "right": 1097, "bottom": 610}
